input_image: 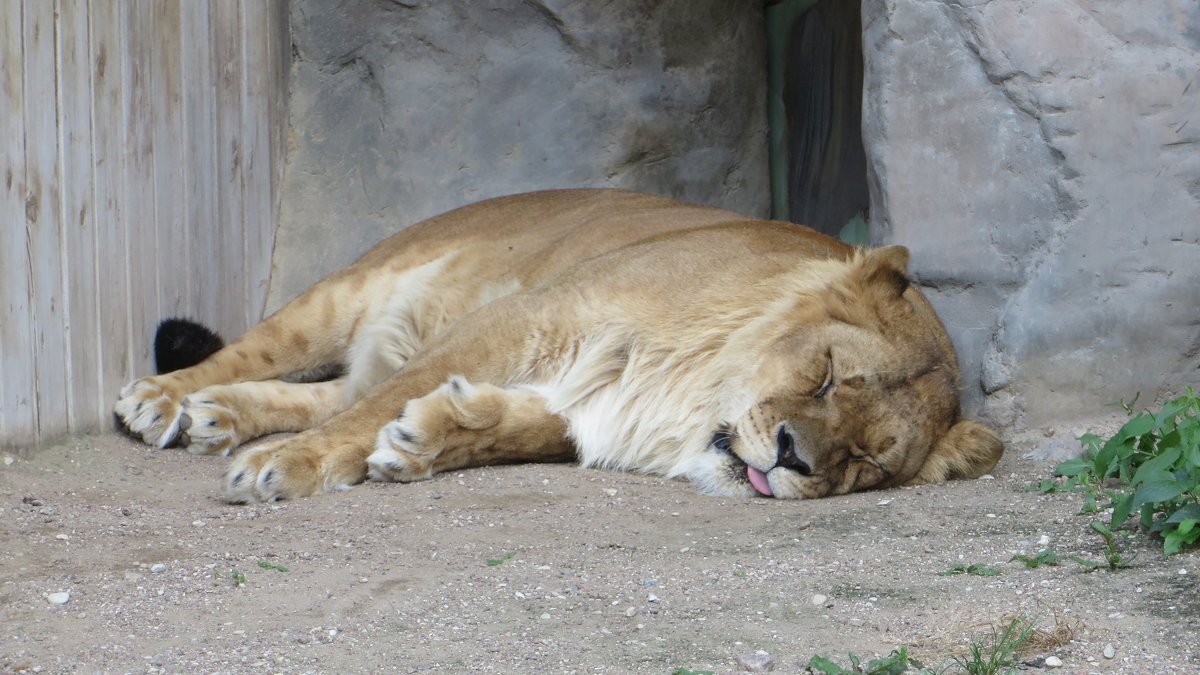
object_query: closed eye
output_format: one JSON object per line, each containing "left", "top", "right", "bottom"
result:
{"left": 814, "top": 355, "right": 834, "bottom": 399}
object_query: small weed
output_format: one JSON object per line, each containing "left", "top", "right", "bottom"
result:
{"left": 1067, "top": 521, "right": 1136, "bottom": 572}
{"left": 671, "top": 669, "right": 714, "bottom": 675}
{"left": 210, "top": 566, "right": 248, "bottom": 586}
{"left": 1008, "top": 550, "right": 1063, "bottom": 569}
{"left": 1055, "top": 385, "right": 1200, "bottom": 555}
{"left": 257, "top": 561, "right": 289, "bottom": 573}
{"left": 938, "top": 563, "right": 1001, "bottom": 577}
{"left": 951, "top": 615, "right": 1036, "bottom": 675}
{"left": 806, "top": 646, "right": 931, "bottom": 674}
{"left": 485, "top": 551, "right": 517, "bottom": 567}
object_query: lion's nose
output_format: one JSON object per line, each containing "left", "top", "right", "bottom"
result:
{"left": 775, "top": 425, "right": 812, "bottom": 476}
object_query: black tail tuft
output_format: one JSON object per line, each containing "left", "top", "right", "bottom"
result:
{"left": 155, "top": 318, "right": 225, "bottom": 374}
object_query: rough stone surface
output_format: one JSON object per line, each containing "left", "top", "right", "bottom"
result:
{"left": 268, "top": 0, "right": 769, "bottom": 313}
{"left": 863, "top": 0, "right": 1200, "bottom": 443}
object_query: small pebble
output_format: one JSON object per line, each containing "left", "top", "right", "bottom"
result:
{"left": 1037, "top": 534, "right": 1051, "bottom": 546}
{"left": 1102, "top": 644, "right": 1115, "bottom": 659}
{"left": 540, "top": 612, "right": 551, "bottom": 620}
{"left": 624, "top": 606, "right": 637, "bottom": 617}
{"left": 1178, "top": 569, "right": 1188, "bottom": 575}
{"left": 150, "top": 563, "right": 167, "bottom": 573}
{"left": 46, "top": 591, "right": 70, "bottom": 605}
{"left": 877, "top": 498, "right": 892, "bottom": 506}
{"left": 1044, "top": 655, "right": 1063, "bottom": 668}
{"left": 191, "top": 520, "right": 205, "bottom": 527}
{"left": 737, "top": 650, "right": 775, "bottom": 672}
{"left": 811, "top": 594, "right": 828, "bottom": 605}
{"left": 978, "top": 474, "right": 995, "bottom": 480}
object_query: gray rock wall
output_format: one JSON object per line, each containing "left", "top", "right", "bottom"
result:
{"left": 863, "top": 0, "right": 1200, "bottom": 448}
{"left": 267, "top": 0, "right": 769, "bottom": 313}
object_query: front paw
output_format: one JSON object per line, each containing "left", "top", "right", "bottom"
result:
{"left": 222, "top": 437, "right": 366, "bottom": 503}
{"left": 114, "top": 378, "right": 184, "bottom": 448}
{"left": 178, "top": 395, "right": 239, "bottom": 456}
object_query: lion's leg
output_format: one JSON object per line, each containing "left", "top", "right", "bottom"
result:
{"left": 175, "top": 378, "right": 350, "bottom": 456}
{"left": 366, "top": 376, "right": 573, "bottom": 483}
{"left": 220, "top": 295, "right": 578, "bottom": 503}
{"left": 115, "top": 274, "right": 374, "bottom": 448}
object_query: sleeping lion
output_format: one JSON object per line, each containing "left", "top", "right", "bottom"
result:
{"left": 114, "top": 189, "right": 1002, "bottom": 503}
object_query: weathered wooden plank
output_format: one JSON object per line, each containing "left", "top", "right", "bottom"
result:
{"left": 23, "top": 0, "right": 69, "bottom": 444}
{"left": 212, "top": 1, "right": 246, "bottom": 339}
{"left": 124, "top": 0, "right": 159, "bottom": 377}
{"left": 150, "top": 0, "right": 188, "bottom": 320}
{"left": 268, "top": 0, "right": 289, "bottom": 235}
{"left": 242, "top": 1, "right": 272, "bottom": 328}
{"left": 90, "top": 1, "right": 132, "bottom": 413}
{"left": 0, "top": 1, "right": 36, "bottom": 450}
{"left": 57, "top": 0, "right": 102, "bottom": 430}
{"left": 180, "top": 1, "right": 219, "bottom": 333}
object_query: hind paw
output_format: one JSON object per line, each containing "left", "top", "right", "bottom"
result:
{"left": 114, "top": 378, "right": 184, "bottom": 448}
{"left": 366, "top": 376, "right": 496, "bottom": 482}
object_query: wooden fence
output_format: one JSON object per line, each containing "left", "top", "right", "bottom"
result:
{"left": 1, "top": 0, "right": 290, "bottom": 453}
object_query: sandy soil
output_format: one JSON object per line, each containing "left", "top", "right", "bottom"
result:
{"left": 1, "top": 432, "right": 1196, "bottom": 674}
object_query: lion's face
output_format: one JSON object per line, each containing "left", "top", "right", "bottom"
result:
{"left": 701, "top": 246, "right": 1002, "bottom": 499}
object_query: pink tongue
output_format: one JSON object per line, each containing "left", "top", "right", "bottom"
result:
{"left": 747, "top": 466, "right": 773, "bottom": 497}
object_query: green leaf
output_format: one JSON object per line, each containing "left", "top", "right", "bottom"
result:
{"left": 1129, "top": 445, "right": 1182, "bottom": 487}
{"left": 1131, "top": 480, "right": 1190, "bottom": 509}
{"left": 938, "top": 563, "right": 966, "bottom": 576}
{"left": 1055, "top": 457, "right": 1090, "bottom": 477}
{"left": 1010, "top": 550, "right": 1063, "bottom": 568}
{"left": 966, "top": 564, "right": 1001, "bottom": 576}
{"left": 1068, "top": 555, "right": 1105, "bottom": 569}
{"left": 1165, "top": 504, "right": 1200, "bottom": 523}
{"left": 1115, "top": 413, "right": 1157, "bottom": 442}
{"left": 804, "top": 655, "right": 854, "bottom": 675}
{"left": 486, "top": 551, "right": 518, "bottom": 566}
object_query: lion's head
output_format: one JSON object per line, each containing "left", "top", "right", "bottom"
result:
{"left": 704, "top": 245, "right": 1002, "bottom": 499}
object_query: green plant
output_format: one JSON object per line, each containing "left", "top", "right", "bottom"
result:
{"left": 1055, "top": 387, "right": 1200, "bottom": 555}
{"left": 485, "top": 551, "right": 517, "bottom": 566}
{"left": 1067, "top": 521, "right": 1136, "bottom": 571}
{"left": 671, "top": 669, "right": 714, "bottom": 675}
{"left": 937, "top": 563, "right": 1001, "bottom": 577}
{"left": 257, "top": 561, "right": 289, "bottom": 572}
{"left": 1008, "top": 550, "right": 1063, "bottom": 569}
{"left": 805, "top": 646, "right": 931, "bottom": 674}
{"left": 950, "top": 616, "right": 1036, "bottom": 675}
{"left": 230, "top": 568, "right": 247, "bottom": 586}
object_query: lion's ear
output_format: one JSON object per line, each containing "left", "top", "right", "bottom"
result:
{"left": 858, "top": 245, "right": 911, "bottom": 300}
{"left": 905, "top": 419, "right": 1003, "bottom": 486}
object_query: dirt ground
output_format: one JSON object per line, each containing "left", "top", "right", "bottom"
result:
{"left": 1, "top": 431, "right": 1196, "bottom": 674}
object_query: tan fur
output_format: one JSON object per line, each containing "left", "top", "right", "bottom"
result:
{"left": 113, "top": 189, "right": 1002, "bottom": 503}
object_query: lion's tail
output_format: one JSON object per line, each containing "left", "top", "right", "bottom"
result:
{"left": 154, "top": 318, "right": 224, "bottom": 374}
